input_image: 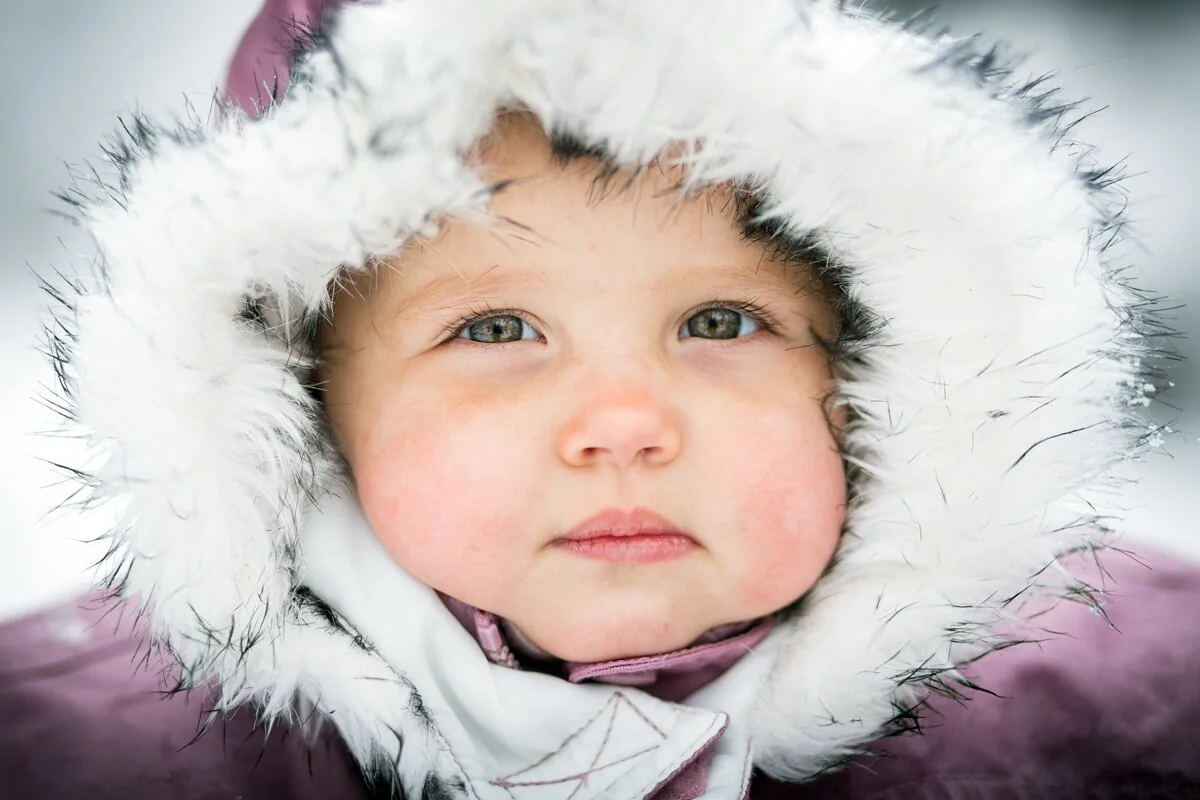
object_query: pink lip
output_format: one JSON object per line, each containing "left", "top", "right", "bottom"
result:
{"left": 554, "top": 508, "right": 696, "bottom": 562}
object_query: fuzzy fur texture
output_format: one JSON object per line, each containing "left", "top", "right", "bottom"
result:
{"left": 43, "top": 0, "right": 1172, "bottom": 794}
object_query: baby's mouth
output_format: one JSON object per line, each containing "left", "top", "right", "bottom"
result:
{"left": 553, "top": 507, "right": 696, "bottom": 563}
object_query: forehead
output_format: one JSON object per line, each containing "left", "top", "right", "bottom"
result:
{"left": 356, "top": 110, "right": 830, "bottom": 318}
{"left": 472, "top": 109, "right": 748, "bottom": 229}
{"left": 396, "top": 111, "right": 778, "bottom": 272}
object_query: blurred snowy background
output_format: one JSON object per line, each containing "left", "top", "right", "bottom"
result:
{"left": 1, "top": 0, "right": 1196, "bottom": 624}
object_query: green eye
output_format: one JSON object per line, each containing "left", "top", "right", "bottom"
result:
{"left": 457, "top": 314, "right": 536, "bottom": 343}
{"left": 681, "top": 308, "right": 762, "bottom": 340}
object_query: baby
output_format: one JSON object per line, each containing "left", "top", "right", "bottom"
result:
{"left": 318, "top": 109, "right": 847, "bottom": 665}
{"left": 34, "top": 0, "right": 1193, "bottom": 798}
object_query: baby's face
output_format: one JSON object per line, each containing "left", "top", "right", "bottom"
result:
{"left": 322, "top": 115, "right": 845, "bottom": 662}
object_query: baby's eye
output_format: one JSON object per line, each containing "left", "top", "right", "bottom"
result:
{"left": 680, "top": 307, "right": 763, "bottom": 340}
{"left": 456, "top": 314, "right": 539, "bottom": 344}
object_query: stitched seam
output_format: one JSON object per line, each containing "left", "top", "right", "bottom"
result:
{"left": 490, "top": 691, "right": 668, "bottom": 793}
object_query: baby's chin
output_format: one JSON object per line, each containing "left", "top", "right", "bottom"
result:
{"left": 512, "top": 604, "right": 729, "bottom": 663}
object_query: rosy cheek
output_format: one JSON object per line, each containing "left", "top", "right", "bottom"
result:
{"left": 728, "top": 421, "right": 845, "bottom": 611}
{"left": 352, "top": 404, "right": 533, "bottom": 600}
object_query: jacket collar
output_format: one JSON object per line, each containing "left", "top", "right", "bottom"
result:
{"left": 438, "top": 592, "right": 773, "bottom": 703}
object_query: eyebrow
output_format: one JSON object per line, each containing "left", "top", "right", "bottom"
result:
{"left": 658, "top": 261, "right": 824, "bottom": 304}
{"left": 386, "top": 262, "right": 557, "bottom": 317}
{"left": 391, "top": 258, "right": 819, "bottom": 318}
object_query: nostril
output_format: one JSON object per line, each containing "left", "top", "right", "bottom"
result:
{"left": 579, "top": 445, "right": 657, "bottom": 462}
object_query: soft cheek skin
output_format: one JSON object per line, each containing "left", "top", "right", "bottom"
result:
{"left": 675, "top": 349, "right": 846, "bottom": 617}
{"left": 670, "top": 381, "right": 844, "bottom": 614}
{"left": 722, "top": 423, "right": 846, "bottom": 615}
{"left": 352, "top": 394, "right": 545, "bottom": 612}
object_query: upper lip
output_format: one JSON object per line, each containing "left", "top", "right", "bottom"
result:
{"left": 559, "top": 507, "right": 692, "bottom": 541}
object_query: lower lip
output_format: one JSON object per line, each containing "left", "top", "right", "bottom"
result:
{"left": 554, "top": 534, "right": 696, "bottom": 562}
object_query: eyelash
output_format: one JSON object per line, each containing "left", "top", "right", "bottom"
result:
{"left": 436, "top": 302, "right": 529, "bottom": 341}
{"left": 439, "top": 299, "right": 781, "bottom": 344}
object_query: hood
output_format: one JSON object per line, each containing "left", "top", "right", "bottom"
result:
{"left": 43, "top": 0, "right": 1172, "bottom": 794}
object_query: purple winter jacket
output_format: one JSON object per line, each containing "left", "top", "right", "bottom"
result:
{"left": 3, "top": 547, "right": 1198, "bottom": 799}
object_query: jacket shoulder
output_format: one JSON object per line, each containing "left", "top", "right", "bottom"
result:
{"left": 752, "top": 548, "right": 1200, "bottom": 799}
{"left": 0, "top": 594, "right": 369, "bottom": 799}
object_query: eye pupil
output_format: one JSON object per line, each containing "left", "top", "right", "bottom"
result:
{"left": 468, "top": 314, "right": 523, "bottom": 343}
{"left": 687, "top": 308, "right": 740, "bottom": 340}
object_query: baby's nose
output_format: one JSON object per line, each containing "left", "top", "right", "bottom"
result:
{"left": 556, "top": 392, "right": 683, "bottom": 469}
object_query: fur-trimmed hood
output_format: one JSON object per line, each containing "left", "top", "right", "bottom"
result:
{"left": 44, "top": 0, "right": 1171, "bottom": 796}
